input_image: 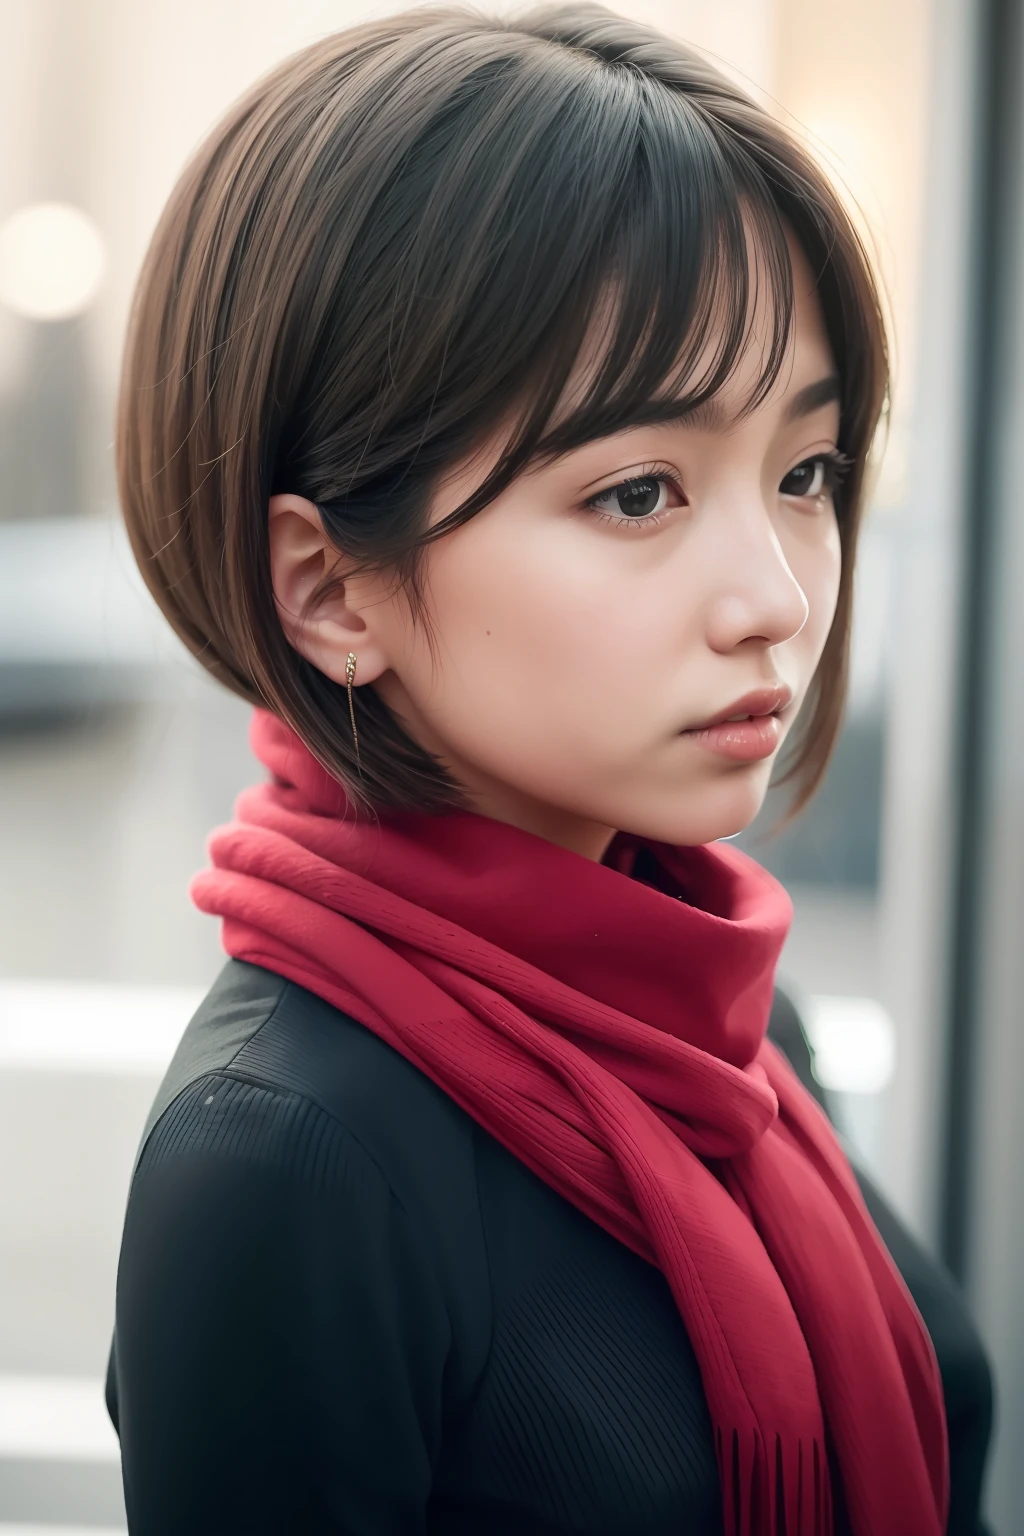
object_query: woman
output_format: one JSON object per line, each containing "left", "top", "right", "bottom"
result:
{"left": 106, "top": 6, "right": 992, "bottom": 1533}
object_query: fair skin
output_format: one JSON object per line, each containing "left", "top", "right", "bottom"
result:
{"left": 268, "top": 241, "right": 842, "bottom": 863}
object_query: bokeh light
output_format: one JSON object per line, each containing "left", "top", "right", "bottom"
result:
{"left": 0, "top": 202, "right": 105, "bottom": 321}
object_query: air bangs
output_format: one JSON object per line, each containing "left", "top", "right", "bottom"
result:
{"left": 415, "top": 76, "right": 801, "bottom": 551}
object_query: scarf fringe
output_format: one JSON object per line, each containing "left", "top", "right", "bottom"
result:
{"left": 716, "top": 1427, "right": 832, "bottom": 1535}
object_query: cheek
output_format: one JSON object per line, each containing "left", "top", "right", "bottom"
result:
{"left": 410, "top": 518, "right": 605, "bottom": 720}
{"left": 791, "top": 514, "right": 843, "bottom": 656}
{"left": 404, "top": 509, "right": 679, "bottom": 782}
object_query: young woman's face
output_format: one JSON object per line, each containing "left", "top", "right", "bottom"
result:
{"left": 271, "top": 241, "right": 843, "bottom": 860}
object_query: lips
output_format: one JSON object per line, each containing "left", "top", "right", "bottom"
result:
{"left": 686, "top": 684, "right": 794, "bottom": 733}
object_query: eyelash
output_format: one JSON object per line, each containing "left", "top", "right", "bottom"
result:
{"left": 778, "top": 450, "right": 853, "bottom": 503}
{"left": 583, "top": 450, "right": 854, "bottom": 530}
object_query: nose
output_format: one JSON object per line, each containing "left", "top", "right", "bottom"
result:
{"left": 702, "top": 500, "right": 810, "bottom": 655}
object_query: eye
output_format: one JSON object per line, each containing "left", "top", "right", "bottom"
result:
{"left": 585, "top": 467, "right": 686, "bottom": 528}
{"left": 779, "top": 451, "right": 850, "bottom": 501}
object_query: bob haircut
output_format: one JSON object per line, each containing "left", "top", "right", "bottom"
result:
{"left": 118, "top": 1, "right": 888, "bottom": 817}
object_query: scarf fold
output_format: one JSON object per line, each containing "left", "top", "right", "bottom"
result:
{"left": 191, "top": 709, "right": 949, "bottom": 1536}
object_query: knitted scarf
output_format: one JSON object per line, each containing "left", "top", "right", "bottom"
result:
{"left": 192, "top": 708, "right": 948, "bottom": 1536}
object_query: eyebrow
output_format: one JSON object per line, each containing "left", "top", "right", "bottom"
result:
{"left": 581, "top": 373, "right": 844, "bottom": 436}
{"left": 683, "top": 373, "right": 843, "bottom": 431}
{"left": 782, "top": 374, "right": 843, "bottom": 423}
{"left": 538, "top": 373, "right": 845, "bottom": 476}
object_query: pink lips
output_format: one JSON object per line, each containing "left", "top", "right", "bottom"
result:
{"left": 681, "top": 684, "right": 793, "bottom": 763}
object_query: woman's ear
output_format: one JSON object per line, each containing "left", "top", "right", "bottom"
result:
{"left": 267, "top": 493, "right": 390, "bottom": 686}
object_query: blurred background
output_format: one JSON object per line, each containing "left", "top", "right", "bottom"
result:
{"left": 0, "top": 0, "right": 1020, "bottom": 1530}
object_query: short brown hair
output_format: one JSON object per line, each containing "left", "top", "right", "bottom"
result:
{"left": 117, "top": 2, "right": 888, "bottom": 815}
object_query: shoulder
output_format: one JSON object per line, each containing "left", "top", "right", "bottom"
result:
{"left": 130, "top": 960, "right": 492, "bottom": 1338}
{"left": 141, "top": 960, "right": 478, "bottom": 1206}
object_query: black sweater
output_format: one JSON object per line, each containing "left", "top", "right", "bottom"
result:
{"left": 106, "top": 960, "right": 993, "bottom": 1535}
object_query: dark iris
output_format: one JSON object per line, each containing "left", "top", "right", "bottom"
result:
{"left": 615, "top": 477, "right": 663, "bottom": 517}
{"left": 780, "top": 458, "right": 825, "bottom": 497}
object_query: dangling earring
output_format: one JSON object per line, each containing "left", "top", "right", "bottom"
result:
{"left": 345, "top": 651, "right": 362, "bottom": 772}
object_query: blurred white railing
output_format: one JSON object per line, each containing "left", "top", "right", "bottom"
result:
{"left": 0, "top": 1527, "right": 125, "bottom": 1535}
{"left": 0, "top": 980, "right": 203, "bottom": 1074}
{"left": 0, "top": 1377, "right": 119, "bottom": 1464}
{"left": 0, "top": 980, "right": 203, "bottom": 1532}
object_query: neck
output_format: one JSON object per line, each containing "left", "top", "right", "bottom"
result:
{"left": 460, "top": 779, "right": 618, "bottom": 862}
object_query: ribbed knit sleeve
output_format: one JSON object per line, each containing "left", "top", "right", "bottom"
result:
{"left": 107, "top": 1072, "right": 452, "bottom": 1536}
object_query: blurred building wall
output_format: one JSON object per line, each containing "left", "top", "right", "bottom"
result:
{"left": 948, "top": 0, "right": 1024, "bottom": 1523}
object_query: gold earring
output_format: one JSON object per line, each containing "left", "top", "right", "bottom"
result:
{"left": 345, "top": 652, "right": 362, "bottom": 771}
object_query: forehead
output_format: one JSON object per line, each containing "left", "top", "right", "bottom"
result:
{"left": 552, "top": 230, "right": 837, "bottom": 441}
{"left": 697, "top": 257, "right": 837, "bottom": 430}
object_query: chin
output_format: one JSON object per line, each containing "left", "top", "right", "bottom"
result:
{"left": 615, "top": 767, "right": 772, "bottom": 848}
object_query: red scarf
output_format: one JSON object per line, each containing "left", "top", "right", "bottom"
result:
{"left": 192, "top": 709, "right": 948, "bottom": 1536}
